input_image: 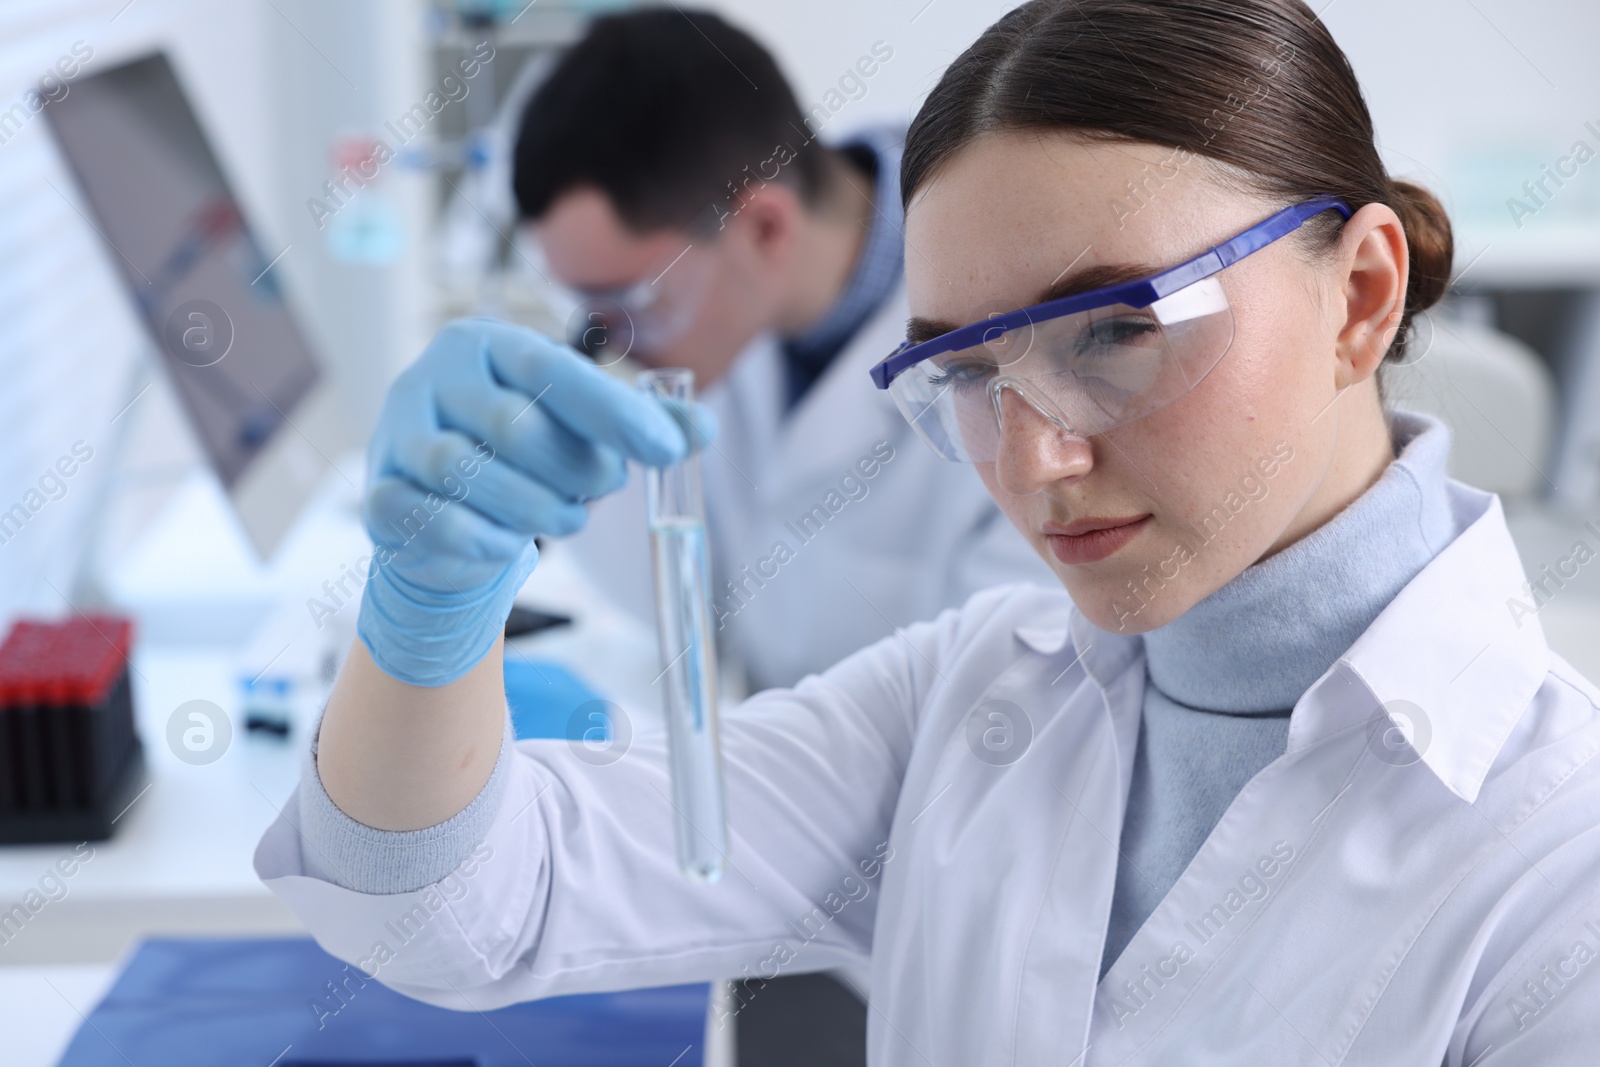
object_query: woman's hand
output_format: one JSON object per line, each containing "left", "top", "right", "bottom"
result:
{"left": 356, "top": 317, "right": 702, "bottom": 687}
{"left": 318, "top": 318, "right": 711, "bottom": 832}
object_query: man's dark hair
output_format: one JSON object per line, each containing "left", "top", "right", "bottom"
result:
{"left": 512, "top": 8, "right": 828, "bottom": 233}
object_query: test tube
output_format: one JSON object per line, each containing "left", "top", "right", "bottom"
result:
{"left": 638, "top": 368, "right": 729, "bottom": 884}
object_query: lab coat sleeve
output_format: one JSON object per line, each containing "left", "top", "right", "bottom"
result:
{"left": 1462, "top": 986, "right": 1600, "bottom": 1067}
{"left": 292, "top": 715, "right": 519, "bottom": 895}
{"left": 1448, "top": 796, "right": 1600, "bottom": 1066}
{"left": 1455, "top": 913, "right": 1600, "bottom": 1067}
{"left": 254, "top": 597, "right": 961, "bottom": 1011}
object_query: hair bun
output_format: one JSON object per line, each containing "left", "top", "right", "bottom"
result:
{"left": 1389, "top": 179, "right": 1454, "bottom": 318}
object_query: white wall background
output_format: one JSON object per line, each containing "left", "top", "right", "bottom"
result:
{"left": 714, "top": 0, "right": 1600, "bottom": 252}
{"left": 700, "top": 0, "right": 1022, "bottom": 134}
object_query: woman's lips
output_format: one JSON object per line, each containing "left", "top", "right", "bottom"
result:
{"left": 1044, "top": 515, "right": 1152, "bottom": 565}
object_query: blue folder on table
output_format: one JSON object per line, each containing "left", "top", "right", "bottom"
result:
{"left": 57, "top": 937, "right": 708, "bottom": 1067}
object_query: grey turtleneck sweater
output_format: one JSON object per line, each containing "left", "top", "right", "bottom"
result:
{"left": 1097, "top": 409, "right": 1463, "bottom": 978}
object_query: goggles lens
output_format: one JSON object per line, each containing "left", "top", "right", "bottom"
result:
{"left": 886, "top": 276, "right": 1233, "bottom": 462}
{"left": 525, "top": 238, "right": 713, "bottom": 363}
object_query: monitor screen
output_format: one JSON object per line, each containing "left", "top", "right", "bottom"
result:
{"left": 44, "top": 52, "right": 320, "bottom": 491}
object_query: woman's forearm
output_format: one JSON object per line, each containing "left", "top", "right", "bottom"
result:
{"left": 315, "top": 636, "right": 508, "bottom": 832}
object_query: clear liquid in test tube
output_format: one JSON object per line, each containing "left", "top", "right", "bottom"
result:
{"left": 638, "top": 368, "right": 729, "bottom": 884}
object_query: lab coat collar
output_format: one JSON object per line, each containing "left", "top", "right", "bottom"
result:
{"left": 1013, "top": 480, "right": 1549, "bottom": 804}
{"left": 1291, "top": 482, "right": 1549, "bottom": 802}
{"left": 1014, "top": 597, "right": 1143, "bottom": 690}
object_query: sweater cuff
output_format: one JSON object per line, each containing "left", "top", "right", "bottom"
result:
{"left": 294, "top": 713, "right": 515, "bottom": 894}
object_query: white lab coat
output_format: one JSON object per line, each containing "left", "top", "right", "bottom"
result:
{"left": 257, "top": 477, "right": 1600, "bottom": 1065}
{"left": 562, "top": 280, "right": 1054, "bottom": 691}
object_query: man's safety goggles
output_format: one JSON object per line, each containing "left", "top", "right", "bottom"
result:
{"left": 869, "top": 197, "right": 1353, "bottom": 462}
{"left": 526, "top": 239, "right": 715, "bottom": 364}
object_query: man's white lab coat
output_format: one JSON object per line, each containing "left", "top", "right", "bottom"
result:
{"left": 564, "top": 280, "right": 1054, "bottom": 691}
{"left": 257, "top": 477, "right": 1600, "bottom": 1065}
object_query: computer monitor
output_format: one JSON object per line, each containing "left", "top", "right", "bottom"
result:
{"left": 44, "top": 52, "right": 336, "bottom": 559}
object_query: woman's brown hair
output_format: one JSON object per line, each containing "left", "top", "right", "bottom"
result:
{"left": 901, "top": 0, "right": 1453, "bottom": 363}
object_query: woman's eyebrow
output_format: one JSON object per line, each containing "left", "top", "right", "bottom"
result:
{"left": 1039, "top": 261, "right": 1161, "bottom": 303}
{"left": 903, "top": 262, "right": 1162, "bottom": 346}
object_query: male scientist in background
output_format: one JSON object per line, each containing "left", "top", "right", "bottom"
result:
{"left": 509, "top": 9, "right": 1052, "bottom": 1063}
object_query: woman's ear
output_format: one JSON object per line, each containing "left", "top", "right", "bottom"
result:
{"left": 1331, "top": 202, "right": 1409, "bottom": 390}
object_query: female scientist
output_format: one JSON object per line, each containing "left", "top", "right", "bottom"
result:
{"left": 257, "top": 0, "right": 1600, "bottom": 1062}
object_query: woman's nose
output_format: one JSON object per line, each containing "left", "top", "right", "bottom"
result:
{"left": 991, "top": 384, "right": 1094, "bottom": 495}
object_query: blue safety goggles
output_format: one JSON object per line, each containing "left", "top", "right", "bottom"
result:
{"left": 869, "top": 197, "right": 1353, "bottom": 462}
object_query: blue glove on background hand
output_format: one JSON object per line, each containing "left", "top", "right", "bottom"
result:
{"left": 356, "top": 317, "right": 714, "bottom": 687}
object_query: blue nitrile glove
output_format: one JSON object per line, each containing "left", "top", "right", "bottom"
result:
{"left": 356, "top": 318, "right": 716, "bottom": 686}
